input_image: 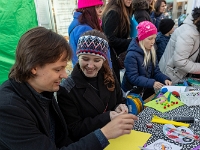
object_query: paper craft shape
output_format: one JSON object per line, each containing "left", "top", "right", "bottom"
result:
{"left": 161, "top": 86, "right": 186, "bottom": 93}
{"left": 104, "top": 130, "right": 151, "bottom": 150}
{"left": 151, "top": 115, "right": 189, "bottom": 127}
{"left": 145, "top": 139, "right": 182, "bottom": 150}
{"left": 144, "top": 92, "right": 184, "bottom": 113}
{"left": 163, "top": 124, "right": 196, "bottom": 144}
{"left": 192, "top": 145, "right": 200, "bottom": 150}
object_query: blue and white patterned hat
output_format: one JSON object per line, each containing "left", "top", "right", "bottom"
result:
{"left": 76, "top": 35, "right": 109, "bottom": 60}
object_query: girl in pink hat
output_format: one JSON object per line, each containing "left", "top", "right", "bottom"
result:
{"left": 122, "top": 21, "right": 171, "bottom": 100}
{"left": 68, "top": 0, "right": 104, "bottom": 67}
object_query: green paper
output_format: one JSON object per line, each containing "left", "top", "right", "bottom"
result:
{"left": 0, "top": 0, "right": 38, "bottom": 85}
{"left": 144, "top": 92, "right": 184, "bottom": 113}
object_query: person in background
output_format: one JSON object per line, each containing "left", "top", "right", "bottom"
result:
{"left": 159, "top": 7, "right": 200, "bottom": 84}
{"left": 133, "top": 0, "right": 152, "bottom": 23}
{"left": 0, "top": 27, "right": 137, "bottom": 150}
{"left": 102, "top": 0, "right": 133, "bottom": 83}
{"left": 68, "top": 0, "right": 104, "bottom": 67}
{"left": 178, "top": 14, "right": 187, "bottom": 27}
{"left": 156, "top": 18, "right": 175, "bottom": 62}
{"left": 148, "top": 0, "right": 155, "bottom": 14}
{"left": 151, "top": 0, "right": 166, "bottom": 30}
{"left": 57, "top": 29, "right": 130, "bottom": 141}
{"left": 122, "top": 21, "right": 171, "bottom": 100}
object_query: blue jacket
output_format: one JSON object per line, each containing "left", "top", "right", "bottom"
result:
{"left": 156, "top": 32, "right": 170, "bottom": 62}
{"left": 68, "top": 12, "right": 92, "bottom": 67}
{"left": 121, "top": 38, "right": 170, "bottom": 92}
{"left": 150, "top": 12, "right": 165, "bottom": 30}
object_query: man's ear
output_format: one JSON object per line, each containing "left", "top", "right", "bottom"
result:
{"left": 31, "top": 67, "right": 37, "bottom": 75}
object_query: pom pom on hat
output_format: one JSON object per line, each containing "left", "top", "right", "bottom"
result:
{"left": 159, "top": 19, "right": 175, "bottom": 34}
{"left": 76, "top": 35, "right": 109, "bottom": 60}
{"left": 78, "top": 0, "right": 103, "bottom": 9}
{"left": 137, "top": 21, "right": 157, "bottom": 41}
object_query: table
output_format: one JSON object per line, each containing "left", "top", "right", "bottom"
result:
{"left": 133, "top": 105, "right": 200, "bottom": 150}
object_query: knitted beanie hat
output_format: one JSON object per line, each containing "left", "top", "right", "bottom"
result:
{"left": 159, "top": 19, "right": 175, "bottom": 34}
{"left": 137, "top": 21, "right": 157, "bottom": 41}
{"left": 78, "top": 0, "right": 103, "bottom": 9}
{"left": 76, "top": 35, "right": 109, "bottom": 60}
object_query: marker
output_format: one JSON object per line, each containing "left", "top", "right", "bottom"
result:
{"left": 163, "top": 116, "right": 199, "bottom": 123}
{"left": 162, "top": 144, "right": 165, "bottom": 150}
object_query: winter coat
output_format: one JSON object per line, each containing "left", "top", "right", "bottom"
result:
{"left": 68, "top": 12, "right": 93, "bottom": 66}
{"left": 159, "top": 14, "right": 200, "bottom": 84}
{"left": 122, "top": 38, "right": 170, "bottom": 92}
{"left": 134, "top": 9, "right": 152, "bottom": 23}
{"left": 151, "top": 12, "right": 165, "bottom": 30}
{"left": 156, "top": 32, "right": 170, "bottom": 62}
{"left": 0, "top": 79, "right": 106, "bottom": 150}
{"left": 57, "top": 64, "right": 125, "bottom": 141}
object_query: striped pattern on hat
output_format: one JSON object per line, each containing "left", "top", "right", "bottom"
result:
{"left": 76, "top": 35, "right": 109, "bottom": 60}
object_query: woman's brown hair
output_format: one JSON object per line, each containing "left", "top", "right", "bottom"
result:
{"left": 103, "top": 0, "right": 133, "bottom": 37}
{"left": 80, "top": 29, "right": 115, "bottom": 91}
{"left": 9, "top": 27, "right": 72, "bottom": 82}
{"left": 76, "top": 6, "right": 102, "bottom": 31}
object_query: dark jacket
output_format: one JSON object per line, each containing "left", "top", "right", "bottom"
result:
{"left": 0, "top": 79, "right": 105, "bottom": 150}
{"left": 151, "top": 12, "right": 165, "bottom": 30}
{"left": 156, "top": 32, "right": 170, "bottom": 62}
{"left": 102, "top": 9, "right": 132, "bottom": 82}
{"left": 122, "top": 38, "right": 170, "bottom": 92}
{"left": 134, "top": 9, "right": 152, "bottom": 23}
{"left": 57, "top": 64, "right": 125, "bottom": 141}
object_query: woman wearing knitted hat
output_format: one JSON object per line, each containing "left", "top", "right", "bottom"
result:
{"left": 68, "top": 0, "right": 104, "bottom": 67}
{"left": 122, "top": 21, "right": 171, "bottom": 100}
{"left": 102, "top": 0, "right": 133, "bottom": 84}
{"left": 57, "top": 30, "right": 136, "bottom": 141}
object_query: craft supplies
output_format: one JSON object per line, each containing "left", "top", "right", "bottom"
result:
{"left": 166, "top": 127, "right": 199, "bottom": 141}
{"left": 146, "top": 123, "right": 153, "bottom": 128}
{"left": 144, "top": 92, "right": 184, "bottom": 113}
{"left": 151, "top": 115, "right": 190, "bottom": 127}
{"left": 161, "top": 144, "right": 165, "bottom": 150}
{"left": 163, "top": 116, "right": 199, "bottom": 123}
{"left": 163, "top": 124, "right": 196, "bottom": 144}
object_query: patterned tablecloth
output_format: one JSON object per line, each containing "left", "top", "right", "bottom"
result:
{"left": 133, "top": 105, "right": 200, "bottom": 150}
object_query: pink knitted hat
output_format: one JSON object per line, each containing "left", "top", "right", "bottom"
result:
{"left": 78, "top": 0, "right": 104, "bottom": 9}
{"left": 137, "top": 21, "right": 157, "bottom": 41}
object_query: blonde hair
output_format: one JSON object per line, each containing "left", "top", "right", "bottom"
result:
{"left": 139, "top": 40, "right": 156, "bottom": 67}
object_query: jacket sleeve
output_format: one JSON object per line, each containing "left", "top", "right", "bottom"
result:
{"left": 57, "top": 87, "right": 111, "bottom": 141}
{"left": 113, "top": 70, "right": 126, "bottom": 106}
{"left": 0, "top": 103, "right": 106, "bottom": 150}
{"left": 173, "top": 31, "right": 200, "bottom": 74}
{"left": 153, "top": 60, "right": 171, "bottom": 84}
{"left": 102, "top": 10, "right": 131, "bottom": 55}
{"left": 124, "top": 51, "right": 155, "bottom": 88}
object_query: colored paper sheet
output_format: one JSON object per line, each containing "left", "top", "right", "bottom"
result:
{"left": 144, "top": 92, "right": 184, "bottom": 113}
{"left": 104, "top": 130, "right": 151, "bottom": 150}
{"left": 151, "top": 115, "right": 190, "bottom": 127}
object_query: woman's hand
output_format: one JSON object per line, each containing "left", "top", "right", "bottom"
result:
{"left": 115, "top": 104, "right": 128, "bottom": 113}
{"left": 165, "top": 80, "right": 172, "bottom": 85}
{"left": 153, "top": 81, "right": 164, "bottom": 90}
{"left": 101, "top": 114, "right": 138, "bottom": 140}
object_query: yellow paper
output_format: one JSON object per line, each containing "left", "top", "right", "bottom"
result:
{"left": 104, "top": 130, "right": 151, "bottom": 150}
{"left": 151, "top": 115, "right": 190, "bottom": 127}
